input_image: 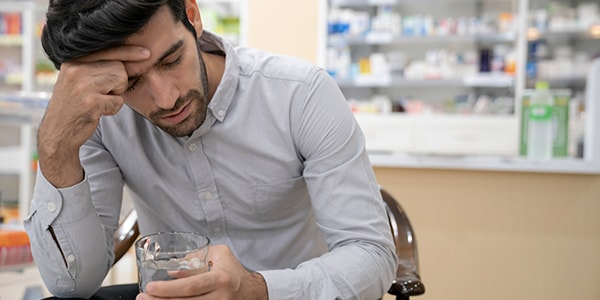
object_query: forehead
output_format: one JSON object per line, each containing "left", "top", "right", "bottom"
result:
{"left": 124, "top": 5, "right": 185, "bottom": 52}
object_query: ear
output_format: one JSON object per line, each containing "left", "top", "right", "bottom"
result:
{"left": 184, "top": 0, "right": 203, "bottom": 35}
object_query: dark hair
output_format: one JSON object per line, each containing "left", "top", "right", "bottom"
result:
{"left": 42, "top": 0, "right": 196, "bottom": 69}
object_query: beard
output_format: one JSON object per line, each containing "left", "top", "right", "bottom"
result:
{"left": 149, "top": 89, "right": 207, "bottom": 137}
{"left": 148, "top": 43, "right": 210, "bottom": 137}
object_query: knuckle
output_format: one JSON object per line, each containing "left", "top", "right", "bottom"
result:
{"left": 105, "top": 97, "right": 124, "bottom": 115}
{"left": 217, "top": 273, "right": 234, "bottom": 288}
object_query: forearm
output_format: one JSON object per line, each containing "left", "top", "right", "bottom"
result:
{"left": 258, "top": 243, "right": 397, "bottom": 300}
{"left": 24, "top": 173, "right": 113, "bottom": 298}
{"left": 37, "top": 130, "right": 84, "bottom": 188}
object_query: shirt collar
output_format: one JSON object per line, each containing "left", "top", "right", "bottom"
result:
{"left": 198, "top": 30, "right": 239, "bottom": 124}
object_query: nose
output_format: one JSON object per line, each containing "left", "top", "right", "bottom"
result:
{"left": 146, "top": 72, "right": 179, "bottom": 109}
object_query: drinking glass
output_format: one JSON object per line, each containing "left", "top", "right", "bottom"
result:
{"left": 135, "top": 231, "right": 210, "bottom": 292}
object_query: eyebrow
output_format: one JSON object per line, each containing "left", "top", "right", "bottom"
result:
{"left": 128, "top": 39, "right": 185, "bottom": 81}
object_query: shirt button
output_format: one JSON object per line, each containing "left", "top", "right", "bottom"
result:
{"left": 188, "top": 143, "right": 198, "bottom": 152}
{"left": 204, "top": 192, "right": 212, "bottom": 200}
{"left": 46, "top": 202, "right": 56, "bottom": 212}
{"left": 213, "top": 227, "right": 221, "bottom": 234}
{"left": 217, "top": 110, "right": 225, "bottom": 117}
{"left": 67, "top": 254, "right": 75, "bottom": 263}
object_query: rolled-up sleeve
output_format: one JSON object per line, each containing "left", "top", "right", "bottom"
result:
{"left": 24, "top": 172, "right": 113, "bottom": 298}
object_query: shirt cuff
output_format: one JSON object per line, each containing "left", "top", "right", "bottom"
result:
{"left": 257, "top": 269, "right": 303, "bottom": 300}
{"left": 28, "top": 171, "right": 93, "bottom": 227}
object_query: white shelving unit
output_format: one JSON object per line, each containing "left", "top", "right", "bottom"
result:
{"left": 0, "top": 1, "right": 38, "bottom": 222}
{"left": 0, "top": 1, "right": 35, "bottom": 91}
{"left": 320, "top": 0, "right": 600, "bottom": 174}
{"left": 324, "top": 0, "right": 526, "bottom": 153}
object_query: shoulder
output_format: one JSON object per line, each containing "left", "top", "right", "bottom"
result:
{"left": 236, "top": 47, "right": 324, "bottom": 85}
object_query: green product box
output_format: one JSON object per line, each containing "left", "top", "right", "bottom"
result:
{"left": 519, "top": 89, "right": 571, "bottom": 157}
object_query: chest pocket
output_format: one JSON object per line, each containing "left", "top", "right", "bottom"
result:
{"left": 251, "top": 176, "right": 310, "bottom": 223}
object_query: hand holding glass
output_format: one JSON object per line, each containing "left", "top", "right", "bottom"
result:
{"left": 135, "top": 231, "right": 210, "bottom": 292}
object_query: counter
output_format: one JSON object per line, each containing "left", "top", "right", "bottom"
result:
{"left": 368, "top": 152, "right": 600, "bottom": 175}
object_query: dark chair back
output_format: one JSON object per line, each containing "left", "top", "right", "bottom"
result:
{"left": 380, "top": 188, "right": 425, "bottom": 300}
{"left": 113, "top": 209, "right": 139, "bottom": 264}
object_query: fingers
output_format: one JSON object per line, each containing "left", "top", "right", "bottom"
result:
{"left": 141, "top": 244, "right": 256, "bottom": 299}
{"left": 60, "top": 53, "right": 131, "bottom": 96}
{"left": 73, "top": 45, "right": 150, "bottom": 64}
{"left": 167, "top": 266, "right": 208, "bottom": 279}
{"left": 144, "top": 273, "right": 215, "bottom": 298}
{"left": 38, "top": 51, "right": 131, "bottom": 158}
{"left": 142, "top": 245, "right": 227, "bottom": 298}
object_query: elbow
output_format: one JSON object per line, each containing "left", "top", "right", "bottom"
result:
{"left": 37, "top": 256, "right": 108, "bottom": 299}
{"left": 30, "top": 236, "right": 111, "bottom": 299}
{"left": 37, "top": 264, "right": 105, "bottom": 299}
{"left": 47, "top": 285, "right": 100, "bottom": 300}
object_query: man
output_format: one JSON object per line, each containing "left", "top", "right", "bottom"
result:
{"left": 24, "top": 0, "right": 397, "bottom": 299}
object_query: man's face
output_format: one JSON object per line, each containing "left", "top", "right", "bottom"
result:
{"left": 122, "top": 6, "right": 208, "bottom": 137}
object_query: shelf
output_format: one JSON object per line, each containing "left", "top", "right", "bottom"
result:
{"left": 530, "top": 28, "right": 600, "bottom": 41}
{"left": 0, "top": 35, "right": 22, "bottom": 46}
{"left": 200, "top": 0, "right": 240, "bottom": 3}
{"left": 462, "top": 74, "right": 514, "bottom": 87}
{"left": 336, "top": 73, "right": 514, "bottom": 88}
{"left": 527, "top": 76, "right": 587, "bottom": 89}
{"left": 319, "top": 0, "right": 600, "bottom": 173}
{"left": 368, "top": 152, "right": 600, "bottom": 174}
{"left": 331, "top": 0, "right": 510, "bottom": 7}
{"left": 331, "top": 0, "right": 397, "bottom": 6}
{"left": 329, "top": 32, "right": 516, "bottom": 46}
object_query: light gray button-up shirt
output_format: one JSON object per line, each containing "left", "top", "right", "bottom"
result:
{"left": 24, "top": 31, "right": 397, "bottom": 299}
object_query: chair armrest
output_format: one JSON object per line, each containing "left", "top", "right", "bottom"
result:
{"left": 388, "top": 259, "right": 425, "bottom": 297}
{"left": 113, "top": 210, "right": 139, "bottom": 265}
{"left": 388, "top": 272, "right": 426, "bottom": 297}
{"left": 388, "top": 277, "right": 425, "bottom": 299}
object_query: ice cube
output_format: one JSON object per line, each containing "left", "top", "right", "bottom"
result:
{"left": 154, "top": 258, "right": 182, "bottom": 270}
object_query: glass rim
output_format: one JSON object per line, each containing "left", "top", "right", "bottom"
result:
{"left": 135, "top": 231, "right": 210, "bottom": 253}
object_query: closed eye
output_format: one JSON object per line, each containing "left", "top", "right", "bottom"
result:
{"left": 162, "top": 56, "right": 182, "bottom": 69}
{"left": 124, "top": 40, "right": 184, "bottom": 94}
{"left": 126, "top": 77, "right": 140, "bottom": 94}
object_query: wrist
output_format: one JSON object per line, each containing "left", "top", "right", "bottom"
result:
{"left": 38, "top": 147, "right": 84, "bottom": 188}
{"left": 250, "top": 272, "right": 268, "bottom": 300}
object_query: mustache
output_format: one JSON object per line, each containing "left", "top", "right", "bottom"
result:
{"left": 149, "top": 90, "right": 203, "bottom": 120}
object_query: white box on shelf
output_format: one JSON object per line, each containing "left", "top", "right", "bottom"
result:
{"left": 354, "top": 113, "right": 416, "bottom": 153}
{"left": 355, "top": 113, "right": 518, "bottom": 156}
{"left": 413, "top": 115, "right": 518, "bottom": 156}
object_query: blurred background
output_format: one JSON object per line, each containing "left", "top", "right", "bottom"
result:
{"left": 1, "top": 0, "right": 600, "bottom": 299}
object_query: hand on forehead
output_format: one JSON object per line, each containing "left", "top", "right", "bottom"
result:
{"left": 73, "top": 45, "right": 151, "bottom": 64}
